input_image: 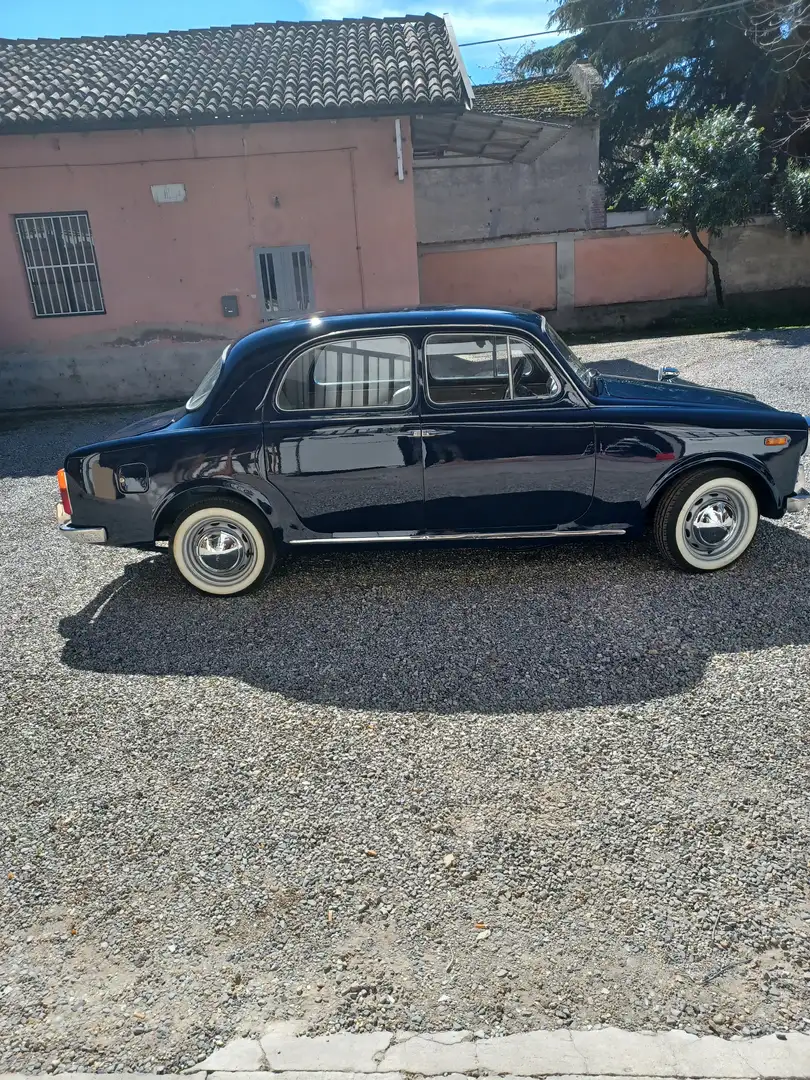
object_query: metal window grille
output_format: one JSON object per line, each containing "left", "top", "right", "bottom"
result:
{"left": 255, "top": 245, "right": 314, "bottom": 319}
{"left": 15, "top": 212, "right": 105, "bottom": 318}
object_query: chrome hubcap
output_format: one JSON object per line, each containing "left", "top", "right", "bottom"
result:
{"left": 183, "top": 519, "right": 256, "bottom": 586}
{"left": 682, "top": 488, "right": 749, "bottom": 563}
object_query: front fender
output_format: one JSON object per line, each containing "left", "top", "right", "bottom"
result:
{"left": 645, "top": 452, "right": 782, "bottom": 517}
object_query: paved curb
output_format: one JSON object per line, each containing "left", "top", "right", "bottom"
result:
{"left": 192, "top": 1026, "right": 810, "bottom": 1078}
{"left": 3, "top": 1027, "right": 809, "bottom": 1080}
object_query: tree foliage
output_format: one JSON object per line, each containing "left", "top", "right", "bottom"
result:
{"left": 634, "top": 107, "right": 763, "bottom": 304}
{"left": 513, "top": 0, "right": 810, "bottom": 206}
{"left": 773, "top": 160, "right": 810, "bottom": 232}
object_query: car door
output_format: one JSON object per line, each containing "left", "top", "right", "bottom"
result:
{"left": 419, "top": 328, "right": 596, "bottom": 532}
{"left": 262, "top": 332, "right": 425, "bottom": 536}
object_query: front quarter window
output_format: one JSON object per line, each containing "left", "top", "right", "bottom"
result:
{"left": 186, "top": 346, "right": 229, "bottom": 411}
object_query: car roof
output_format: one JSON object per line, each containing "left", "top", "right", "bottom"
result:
{"left": 237, "top": 306, "right": 546, "bottom": 349}
{"left": 217, "top": 307, "right": 549, "bottom": 396}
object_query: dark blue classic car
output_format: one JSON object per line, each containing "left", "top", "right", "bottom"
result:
{"left": 57, "top": 307, "right": 810, "bottom": 595}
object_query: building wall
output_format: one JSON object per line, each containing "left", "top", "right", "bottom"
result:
{"left": 573, "top": 232, "right": 707, "bottom": 306}
{"left": 0, "top": 117, "right": 419, "bottom": 406}
{"left": 419, "top": 242, "right": 557, "bottom": 309}
{"left": 419, "top": 219, "right": 810, "bottom": 332}
{"left": 712, "top": 218, "right": 810, "bottom": 293}
{"left": 414, "top": 121, "right": 603, "bottom": 245}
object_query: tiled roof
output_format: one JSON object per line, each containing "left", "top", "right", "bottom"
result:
{"left": 0, "top": 14, "right": 464, "bottom": 134}
{"left": 473, "top": 74, "right": 592, "bottom": 120}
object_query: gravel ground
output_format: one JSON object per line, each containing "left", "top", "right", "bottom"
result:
{"left": 1, "top": 328, "right": 809, "bottom": 1074}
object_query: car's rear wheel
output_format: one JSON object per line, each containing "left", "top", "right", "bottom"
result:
{"left": 169, "top": 499, "right": 275, "bottom": 595}
{"left": 653, "top": 469, "right": 759, "bottom": 572}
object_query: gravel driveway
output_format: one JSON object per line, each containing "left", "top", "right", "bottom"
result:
{"left": 1, "top": 329, "right": 809, "bottom": 1074}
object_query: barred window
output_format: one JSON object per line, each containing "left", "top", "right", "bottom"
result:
{"left": 15, "top": 212, "right": 105, "bottom": 318}
{"left": 255, "top": 245, "right": 314, "bottom": 320}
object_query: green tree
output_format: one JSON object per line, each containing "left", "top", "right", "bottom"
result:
{"left": 512, "top": 0, "right": 809, "bottom": 206}
{"left": 633, "top": 107, "right": 764, "bottom": 306}
{"left": 773, "top": 161, "right": 810, "bottom": 233}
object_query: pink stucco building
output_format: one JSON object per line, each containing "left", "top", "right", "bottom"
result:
{"left": 0, "top": 15, "right": 607, "bottom": 407}
{"left": 0, "top": 16, "right": 467, "bottom": 405}
{"left": 1, "top": 118, "right": 422, "bottom": 343}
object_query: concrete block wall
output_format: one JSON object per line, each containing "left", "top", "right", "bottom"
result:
{"left": 419, "top": 218, "right": 810, "bottom": 331}
{"left": 414, "top": 122, "right": 604, "bottom": 244}
{"left": 713, "top": 218, "right": 810, "bottom": 293}
{"left": 0, "top": 336, "right": 222, "bottom": 410}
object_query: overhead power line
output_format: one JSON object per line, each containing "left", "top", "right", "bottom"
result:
{"left": 458, "top": 0, "right": 749, "bottom": 47}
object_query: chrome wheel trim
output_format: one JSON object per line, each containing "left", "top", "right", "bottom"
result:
{"left": 680, "top": 486, "right": 751, "bottom": 565}
{"left": 182, "top": 519, "right": 256, "bottom": 587}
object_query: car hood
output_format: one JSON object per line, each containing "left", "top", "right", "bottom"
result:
{"left": 108, "top": 406, "right": 186, "bottom": 439}
{"left": 593, "top": 374, "right": 771, "bottom": 411}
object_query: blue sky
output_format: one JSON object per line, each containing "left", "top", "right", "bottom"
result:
{"left": 0, "top": 0, "right": 559, "bottom": 84}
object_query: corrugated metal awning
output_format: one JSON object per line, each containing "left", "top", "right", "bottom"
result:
{"left": 411, "top": 109, "right": 570, "bottom": 164}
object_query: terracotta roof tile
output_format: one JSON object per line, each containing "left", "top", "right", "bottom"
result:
{"left": 0, "top": 14, "right": 464, "bottom": 133}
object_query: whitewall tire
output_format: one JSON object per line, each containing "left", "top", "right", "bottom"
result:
{"left": 170, "top": 499, "right": 274, "bottom": 595}
{"left": 654, "top": 470, "right": 760, "bottom": 572}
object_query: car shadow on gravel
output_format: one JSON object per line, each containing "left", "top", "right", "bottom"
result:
{"left": 731, "top": 328, "right": 810, "bottom": 349}
{"left": 58, "top": 520, "right": 810, "bottom": 713}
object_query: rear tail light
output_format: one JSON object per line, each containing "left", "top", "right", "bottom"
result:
{"left": 57, "top": 468, "right": 72, "bottom": 515}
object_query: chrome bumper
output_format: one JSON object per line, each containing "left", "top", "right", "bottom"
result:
{"left": 55, "top": 503, "right": 107, "bottom": 543}
{"left": 786, "top": 490, "right": 810, "bottom": 513}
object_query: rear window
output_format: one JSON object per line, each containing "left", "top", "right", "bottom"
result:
{"left": 276, "top": 336, "right": 413, "bottom": 411}
{"left": 186, "top": 346, "right": 229, "bottom": 411}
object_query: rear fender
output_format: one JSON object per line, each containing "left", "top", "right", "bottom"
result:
{"left": 153, "top": 477, "right": 299, "bottom": 541}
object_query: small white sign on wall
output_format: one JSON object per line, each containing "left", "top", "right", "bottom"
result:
{"left": 151, "top": 183, "right": 187, "bottom": 204}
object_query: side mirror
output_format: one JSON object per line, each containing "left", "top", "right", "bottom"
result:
{"left": 658, "top": 365, "right": 680, "bottom": 383}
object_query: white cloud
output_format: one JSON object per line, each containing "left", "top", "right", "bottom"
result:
{"left": 302, "top": 0, "right": 552, "bottom": 48}
{"left": 300, "top": 0, "right": 557, "bottom": 80}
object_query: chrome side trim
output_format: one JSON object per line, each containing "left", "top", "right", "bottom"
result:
{"left": 59, "top": 523, "right": 108, "bottom": 543}
{"left": 289, "top": 528, "right": 626, "bottom": 545}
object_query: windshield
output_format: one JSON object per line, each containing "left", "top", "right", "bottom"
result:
{"left": 186, "top": 345, "right": 229, "bottom": 411}
{"left": 545, "top": 324, "right": 594, "bottom": 387}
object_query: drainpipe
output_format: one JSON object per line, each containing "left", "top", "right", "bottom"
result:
{"left": 394, "top": 118, "right": 405, "bottom": 181}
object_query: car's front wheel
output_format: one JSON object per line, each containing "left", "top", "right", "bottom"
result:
{"left": 169, "top": 499, "right": 275, "bottom": 595}
{"left": 653, "top": 469, "right": 760, "bottom": 572}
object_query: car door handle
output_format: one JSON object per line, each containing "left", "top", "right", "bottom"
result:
{"left": 402, "top": 428, "right": 452, "bottom": 439}
{"left": 421, "top": 428, "right": 450, "bottom": 438}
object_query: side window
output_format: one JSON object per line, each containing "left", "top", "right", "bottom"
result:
{"left": 276, "top": 335, "right": 413, "bottom": 412}
{"left": 255, "top": 246, "right": 313, "bottom": 319}
{"left": 425, "top": 334, "right": 559, "bottom": 405}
